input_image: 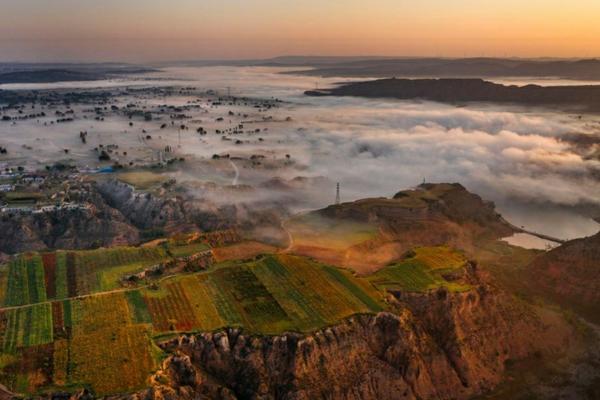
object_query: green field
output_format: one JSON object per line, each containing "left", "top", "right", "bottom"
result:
{"left": 167, "top": 242, "right": 211, "bottom": 258}
{"left": 0, "top": 244, "right": 471, "bottom": 396}
{"left": 369, "top": 246, "right": 471, "bottom": 292}
{"left": 4, "top": 255, "right": 47, "bottom": 307}
{"left": 138, "top": 254, "right": 384, "bottom": 335}
{"left": 0, "top": 236, "right": 226, "bottom": 310}
{"left": 0, "top": 246, "right": 174, "bottom": 307}
{"left": 116, "top": 171, "right": 169, "bottom": 190}
{"left": 2, "top": 303, "right": 53, "bottom": 353}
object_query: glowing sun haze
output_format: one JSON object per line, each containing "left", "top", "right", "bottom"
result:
{"left": 2, "top": 0, "right": 600, "bottom": 62}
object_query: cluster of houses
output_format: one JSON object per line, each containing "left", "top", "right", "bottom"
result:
{"left": 0, "top": 184, "right": 14, "bottom": 193}
{"left": 0, "top": 202, "right": 91, "bottom": 216}
{"left": 0, "top": 168, "right": 96, "bottom": 216}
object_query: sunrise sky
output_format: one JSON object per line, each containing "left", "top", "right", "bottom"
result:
{"left": 2, "top": 0, "right": 600, "bottom": 62}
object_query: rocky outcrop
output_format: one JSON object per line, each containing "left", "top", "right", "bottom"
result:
{"left": 97, "top": 180, "right": 187, "bottom": 230}
{"left": 127, "top": 274, "right": 574, "bottom": 400}
{"left": 0, "top": 201, "right": 138, "bottom": 255}
{"left": 317, "top": 183, "right": 513, "bottom": 260}
{"left": 97, "top": 179, "right": 288, "bottom": 240}
{"left": 528, "top": 231, "right": 600, "bottom": 323}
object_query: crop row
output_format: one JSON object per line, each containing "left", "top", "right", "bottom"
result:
{"left": 137, "top": 254, "right": 384, "bottom": 335}
{"left": 0, "top": 291, "right": 156, "bottom": 395}
{"left": 1, "top": 246, "right": 170, "bottom": 307}
{"left": 4, "top": 255, "right": 47, "bottom": 307}
{"left": 368, "top": 246, "right": 470, "bottom": 292}
{"left": 2, "top": 303, "right": 53, "bottom": 353}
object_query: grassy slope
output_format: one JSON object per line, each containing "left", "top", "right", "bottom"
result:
{"left": 369, "top": 246, "right": 471, "bottom": 292}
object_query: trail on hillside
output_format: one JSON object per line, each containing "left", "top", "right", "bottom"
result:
{"left": 229, "top": 160, "right": 239, "bottom": 185}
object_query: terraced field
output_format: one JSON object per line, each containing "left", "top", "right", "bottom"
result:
{"left": 0, "top": 246, "right": 170, "bottom": 307}
{"left": 4, "top": 254, "right": 46, "bottom": 307}
{"left": 68, "top": 292, "right": 157, "bottom": 395}
{"left": 0, "top": 243, "right": 470, "bottom": 396}
{"left": 137, "top": 254, "right": 384, "bottom": 335}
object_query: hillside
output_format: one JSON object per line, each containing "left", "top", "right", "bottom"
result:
{"left": 0, "top": 64, "right": 155, "bottom": 84}
{"left": 287, "top": 183, "right": 514, "bottom": 273}
{"left": 0, "top": 184, "right": 594, "bottom": 398}
{"left": 0, "top": 69, "right": 105, "bottom": 84}
{"left": 528, "top": 231, "right": 600, "bottom": 323}
{"left": 290, "top": 57, "right": 600, "bottom": 80}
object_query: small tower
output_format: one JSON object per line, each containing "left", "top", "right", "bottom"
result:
{"left": 335, "top": 182, "right": 340, "bottom": 205}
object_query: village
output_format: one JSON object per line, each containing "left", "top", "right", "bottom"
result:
{"left": 0, "top": 168, "right": 93, "bottom": 215}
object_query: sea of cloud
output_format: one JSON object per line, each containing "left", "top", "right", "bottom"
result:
{"left": 3, "top": 66, "right": 598, "bottom": 238}
{"left": 176, "top": 66, "right": 599, "bottom": 237}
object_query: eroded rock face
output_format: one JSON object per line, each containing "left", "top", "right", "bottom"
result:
{"left": 128, "top": 276, "right": 574, "bottom": 400}
{"left": 97, "top": 180, "right": 187, "bottom": 230}
{"left": 0, "top": 199, "right": 138, "bottom": 255}
{"left": 97, "top": 179, "right": 288, "bottom": 239}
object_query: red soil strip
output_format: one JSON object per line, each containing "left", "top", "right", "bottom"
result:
{"left": 144, "top": 296, "right": 169, "bottom": 332}
{"left": 42, "top": 253, "right": 57, "bottom": 299}
{"left": 144, "top": 285, "right": 197, "bottom": 332}
{"left": 66, "top": 253, "right": 77, "bottom": 298}
{"left": 52, "top": 302, "right": 66, "bottom": 339}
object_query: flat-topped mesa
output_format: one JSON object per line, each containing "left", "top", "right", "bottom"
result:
{"left": 128, "top": 271, "right": 577, "bottom": 400}
{"left": 318, "top": 182, "right": 513, "bottom": 241}
{"left": 305, "top": 78, "right": 600, "bottom": 111}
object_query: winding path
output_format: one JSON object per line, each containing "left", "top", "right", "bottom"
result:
{"left": 279, "top": 209, "right": 314, "bottom": 253}
{"left": 229, "top": 160, "right": 239, "bottom": 185}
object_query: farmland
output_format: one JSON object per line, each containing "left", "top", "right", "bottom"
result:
{"left": 68, "top": 292, "right": 157, "bottom": 395}
{"left": 212, "top": 241, "right": 278, "bottom": 262}
{"left": 0, "top": 242, "right": 472, "bottom": 396}
{"left": 115, "top": 171, "right": 169, "bottom": 190}
{"left": 135, "top": 254, "right": 385, "bottom": 335}
{"left": 0, "top": 232, "right": 243, "bottom": 310}
{"left": 0, "top": 246, "right": 171, "bottom": 307}
{"left": 368, "top": 246, "right": 471, "bottom": 292}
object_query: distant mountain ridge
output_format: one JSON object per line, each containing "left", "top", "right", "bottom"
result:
{"left": 306, "top": 78, "right": 600, "bottom": 111}
{"left": 0, "top": 69, "right": 104, "bottom": 84}
{"left": 159, "top": 56, "right": 600, "bottom": 80}
{"left": 0, "top": 63, "right": 156, "bottom": 84}
{"left": 285, "top": 57, "right": 600, "bottom": 80}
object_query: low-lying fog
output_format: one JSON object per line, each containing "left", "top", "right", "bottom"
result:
{"left": 1, "top": 66, "right": 599, "bottom": 240}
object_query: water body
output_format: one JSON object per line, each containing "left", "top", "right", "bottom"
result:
{"left": 502, "top": 233, "right": 558, "bottom": 250}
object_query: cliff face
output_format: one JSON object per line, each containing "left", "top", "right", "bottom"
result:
{"left": 0, "top": 178, "right": 288, "bottom": 256}
{"left": 129, "top": 273, "right": 574, "bottom": 400}
{"left": 97, "top": 179, "right": 287, "bottom": 237}
{"left": 0, "top": 201, "right": 138, "bottom": 255}
{"left": 528, "top": 231, "right": 600, "bottom": 323}
{"left": 97, "top": 180, "right": 187, "bottom": 231}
